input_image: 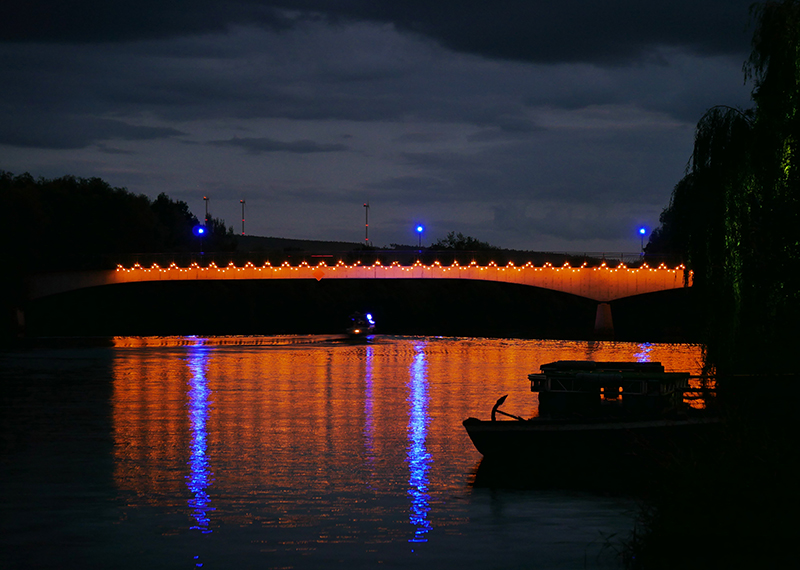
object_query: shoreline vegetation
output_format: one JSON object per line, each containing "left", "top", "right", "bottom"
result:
{"left": 623, "top": 374, "right": 800, "bottom": 569}
{"left": 626, "top": 1, "right": 800, "bottom": 567}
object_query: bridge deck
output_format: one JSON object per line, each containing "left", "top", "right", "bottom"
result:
{"left": 28, "top": 260, "right": 691, "bottom": 302}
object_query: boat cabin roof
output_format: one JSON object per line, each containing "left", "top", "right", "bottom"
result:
{"left": 540, "top": 360, "right": 665, "bottom": 374}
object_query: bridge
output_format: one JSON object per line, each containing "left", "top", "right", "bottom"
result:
{"left": 26, "top": 259, "right": 691, "bottom": 335}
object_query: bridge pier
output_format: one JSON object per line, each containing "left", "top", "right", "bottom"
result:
{"left": 16, "top": 307, "right": 25, "bottom": 334}
{"left": 1, "top": 306, "right": 25, "bottom": 339}
{"left": 594, "top": 302, "right": 614, "bottom": 338}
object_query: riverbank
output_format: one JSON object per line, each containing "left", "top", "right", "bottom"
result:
{"left": 624, "top": 375, "right": 800, "bottom": 569}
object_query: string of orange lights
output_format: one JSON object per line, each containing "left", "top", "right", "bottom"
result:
{"left": 112, "top": 260, "right": 691, "bottom": 303}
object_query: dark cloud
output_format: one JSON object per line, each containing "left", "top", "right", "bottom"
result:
{"left": 96, "top": 144, "right": 137, "bottom": 155}
{"left": 385, "top": 121, "right": 691, "bottom": 207}
{"left": 0, "top": 1, "right": 294, "bottom": 43}
{"left": 3, "top": 1, "right": 754, "bottom": 65}
{"left": 367, "top": 175, "right": 455, "bottom": 201}
{"left": 0, "top": 112, "right": 184, "bottom": 149}
{"left": 393, "top": 133, "right": 449, "bottom": 144}
{"left": 209, "top": 136, "right": 348, "bottom": 153}
{"left": 467, "top": 119, "right": 546, "bottom": 142}
{"left": 0, "top": 14, "right": 753, "bottom": 134}
{"left": 306, "top": 0, "right": 755, "bottom": 64}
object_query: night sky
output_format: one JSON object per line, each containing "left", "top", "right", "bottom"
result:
{"left": 1, "top": 1, "right": 755, "bottom": 252}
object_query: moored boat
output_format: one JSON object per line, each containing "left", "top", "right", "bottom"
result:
{"left": 463, "top": 360, "right": 720, "bottom": 488}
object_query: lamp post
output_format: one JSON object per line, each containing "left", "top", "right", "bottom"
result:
{"left": 639, "top": 227, "right": 647, "bottom": 254}
{"left": 240, "top": 199, "right": 245, "bottom": 236}
{"left": 416, "top": 225, "right": 424, "bottom": 248}
{"left": 193, "top": 224, "right": 206, "bottom": 254}
{"left": 364, "top": 202, "right": 370, "bottom": 245}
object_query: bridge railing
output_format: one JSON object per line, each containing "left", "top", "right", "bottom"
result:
{"left": 111, "top": 250, "right": 673, "bottom": 268}
{"left": 27, "top": 249, "right": 684, "bottom": 272}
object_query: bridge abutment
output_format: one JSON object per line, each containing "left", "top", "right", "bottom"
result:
{"left": 594, "top": 302, "right": 614, "bottom": 338}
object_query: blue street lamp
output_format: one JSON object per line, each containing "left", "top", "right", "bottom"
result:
{"left": 638, "top": 227, "right": 647, "bottom": 253}
{"left": 416, "top": 225, "right": 424, "bottom": 248}
{"left": 193, "top": 224, "right": 207, "bottom": 254}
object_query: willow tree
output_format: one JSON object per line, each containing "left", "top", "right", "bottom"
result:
{"left": 746, "top": 1, "right": 800, "bottom": 368}
{"left": 660, "top": 0, "right": 800, "bottom": 374}
{"left": 675, "top": 107, "right": 757, "bottom": 373}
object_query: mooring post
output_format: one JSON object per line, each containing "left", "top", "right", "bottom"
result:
{"left": 594, "top": 302, "right": 614, "bottom": 338}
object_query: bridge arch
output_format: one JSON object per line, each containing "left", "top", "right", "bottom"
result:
{"left": 25, "top": 260, "right": 690, "bottom": 337}
{"left": 28, "top": 260, "right": 690, "bottom": 302}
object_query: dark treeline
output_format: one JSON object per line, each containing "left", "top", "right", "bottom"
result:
{"left": 0, "top": 171, "right": 236, "bottom": 337}
{"left": 0, "top": 170, "right": 234, "bottom": 272}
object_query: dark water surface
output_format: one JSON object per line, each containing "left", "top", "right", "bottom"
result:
{"left": 1, "top": 336, "right": 702, "bottom": 569}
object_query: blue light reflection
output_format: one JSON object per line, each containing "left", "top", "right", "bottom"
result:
{"left": 635, "top": 342, "right": 653, "bottom": 363}
{"left": 363, "top": 344, "right": 376, "bottom": 473}
{"left": 407, "top": 343, "right": 432, "bottom": 544}
{"left": 186, "top": 344, "right": 215, "bottom": 534}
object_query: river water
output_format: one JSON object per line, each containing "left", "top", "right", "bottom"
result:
{"left": 0, "top": 335, "right": 702, "bottom": 569}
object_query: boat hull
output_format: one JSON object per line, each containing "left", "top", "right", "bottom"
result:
{"left": 463, "top": 416, "right": 721, "bottom": 488}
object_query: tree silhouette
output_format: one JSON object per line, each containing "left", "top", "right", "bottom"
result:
{"left": 0, "top": 171, "right": 221, "bottom": 270}
{"left": 649, "top": 0, "right": 800, "bottom": 373}
{"left": 431, "top": 231, "right": 499, "bottom": 251}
